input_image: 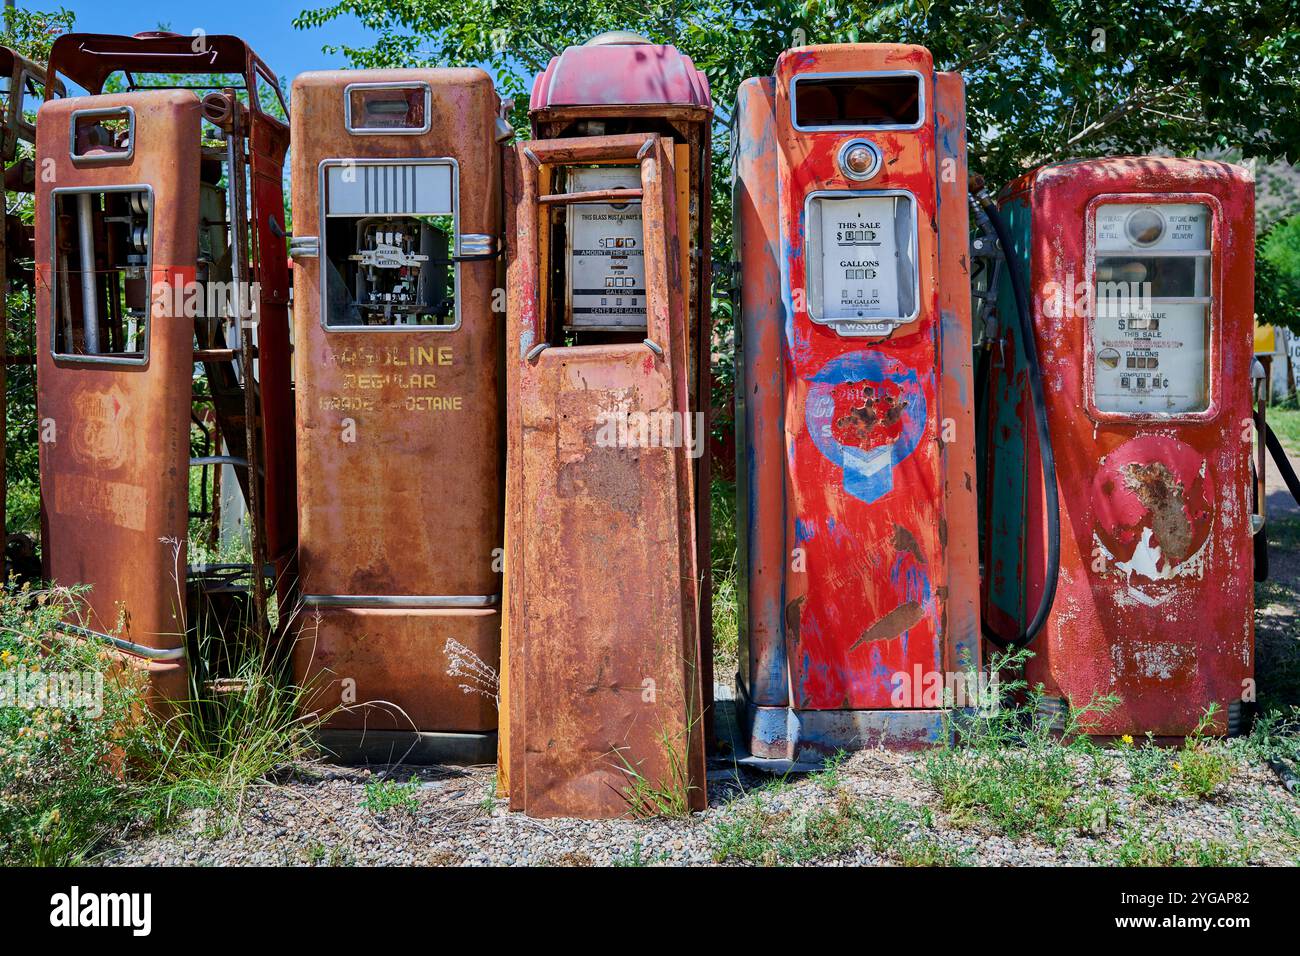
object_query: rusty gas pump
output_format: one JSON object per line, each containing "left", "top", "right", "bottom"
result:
{"left": 501, "top": 33, "right": 712, "bottom": 816}
{"left": 288, "top": 69, "right": 510, "bottom": 762}
{"left": 733, "top": 44, "right": 979, "bottom": 763}
{"left": 979, "top": 157, "right": 1256, "bottom": 737}
{"left": 35, "top": 32, "right": 295, "bottom": 705}
{"left": 0, "top": 46, "right": 59, "bottom": 580}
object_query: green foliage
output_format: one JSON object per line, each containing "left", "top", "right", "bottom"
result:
{"left": 0, "top": 578, "right": 324, "bottom": 864}
{"left": 1258, "top": 215, "right": 1300, "bottom": 334}
{"left": 711, "top": 478, "right": 739, "bottom": 678}
{"left": 292, "top": 2, "right": 1300, "bottom": 181}
{"left": 0, "top": 585, "right": 146, "bottom": 865}
{"left": 0, "top": 5, "right": 74, "bottom": 63}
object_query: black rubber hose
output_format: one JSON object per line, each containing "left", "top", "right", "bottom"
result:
{"left": 1265, "top": 421, "right": 1300, "bottom": 507}
{"left": 974, "top": 192, "right": 1061, "bottom": 649}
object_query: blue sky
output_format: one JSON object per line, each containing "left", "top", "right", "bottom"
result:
{"left": 57, "top": 0, "right": 381, "bottom": 81}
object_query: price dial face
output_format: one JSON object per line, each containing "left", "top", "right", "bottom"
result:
{"left": 806, "top": 191, "right": 917, "bottom": 337}
{"left": 1092, "top": 202, "right": 1212, "bottom": 415}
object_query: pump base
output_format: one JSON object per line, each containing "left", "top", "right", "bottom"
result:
{"left": 316, "top": 729, "right": 497, "bottom": 766}
{"left": 737, "top": 680, "right": 962, "bottom": 763}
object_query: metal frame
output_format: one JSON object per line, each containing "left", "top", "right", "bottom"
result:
{"left": 802, "top": 186, "right": 921, "bottom": 330}
{"left": 343, "top": 80, "right": 432, "bottom": 135}
{"left": 48, "top": 182, "right": 154, "bottom": 367}
{"left": 13, "top": 66, "right": 46, "bottom": 139}
{"left": 68, "top": 104, "right": 135, "bottom": 166}
{"left": 301, "top": 594, "right": 499, "bottom": 609}
{"left": 790, "top": 69, "right": 926, "bottom": 133}
{"left": 1082, "top": 190, "right": 1223, "bottom": 425}
{"left": 317, "top": 156, "right": 463, "bottom": 333}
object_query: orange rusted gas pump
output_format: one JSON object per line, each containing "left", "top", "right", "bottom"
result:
{"left": 979, "top": 158, "right": 1256, "bottom": 737}
{"left": 733, "top": 44, "right": 979, "bottom": 763}
{"left": 0, "top": 46, "right": 60, "bottom": 579}
{"left": 288, "top": 70, "right": 510, "bottom": 762}
{"left": 35, "top": 33, "right": 296, "bottom": 705}
{"left": 501, "top": 33, "right": 711, "bottom": 816}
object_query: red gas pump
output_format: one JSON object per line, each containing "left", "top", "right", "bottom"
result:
{"left": 733, "top": 44, "right": 980, "bottom": 762}
{"left": 980, "top": 157, "right": 1256, "bottom": 737}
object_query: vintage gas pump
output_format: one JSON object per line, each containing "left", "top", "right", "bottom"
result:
{"left": 733, "top": 44, "right": 979, "bottom": 762}
{"left": 501, "top": 34, "right": 711, "bottom": 816}
{"left": 980, "top": 158, "right": 1256, "bottom": 737}
{"left": 0, "top": 46, "right": 59, "bottom": 576}
{"left": 35, "top": 33, "right": 295, "bottom": 704}
{"left": 288, "top": 69, "right": 509, "bottom": 762}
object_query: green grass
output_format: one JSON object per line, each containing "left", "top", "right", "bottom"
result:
{"left": 711, "top": 478, "right": 739, "bottom": 681}
{"left": 1098, "top": 820, "right": 1252, "bottom": 866}
{"left": 711, "top": 787, "right": 964, "bottom": 866}
{"left": 917, "top": 650, "right": 1120, "bottom": 841}
{"left": 362, "top": 776, "right": 420, "bottom": 814}
{"left": 1268, "top": 401, "right": 1300, "bottom": 453}
{"left": 611, "top": 721, "right": 699, "bottom": 818}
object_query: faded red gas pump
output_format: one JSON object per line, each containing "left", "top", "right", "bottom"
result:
{"left": 980, "top": 158, "right": 1256, "bottom": 737}
{"left": 288, "top": 70, "right": 509, "bottom": 762}
{"left": 733, "top": 44, "right": 979, "bottom": 762}
{"left": 35, "top": 33, "right": 295, "bottom": 705}
{"left": 501, "top": 34, "right": 711, "bottom": 816}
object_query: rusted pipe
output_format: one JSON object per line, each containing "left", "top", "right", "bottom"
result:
{"left": 76, "top": 191, "right": 99, "bottom": 354}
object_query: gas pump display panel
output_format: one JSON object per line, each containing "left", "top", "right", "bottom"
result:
{"left": 565, "top": 166, "right": 646, "bottom": 331}
{"left": 319, "top": 158, "right": 458, "bottom": 329}
{"left": 1091, "top": 201, "right": 1212, "bottom": 415}
{"left": 805, "top": 190, "right": 918, "bottom": 336}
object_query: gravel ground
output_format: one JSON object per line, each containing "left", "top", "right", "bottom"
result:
{"left": 98, "top": 440, "right": 1300, "bottom": 868}
{"left": 99, "top": 743, "right": 1300, "bottom": 867}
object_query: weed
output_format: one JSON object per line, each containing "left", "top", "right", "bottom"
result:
{"left": 362, "top": 776, "right": 420, "bottom": 814}
{"left": 1119, "top": 709, "right": 1236, "bottom": 803}
{"left": 1100, "top": 816, "right": 1251, "bottom": 866}
{"left": 711, "top": 789, "right": 961, "bottom": 866}
{"left": 917, "top": 648, "right": 1116, "bottom": 840}
{"left": 613, "top": 840, "right": 666, "bottom": 867}
{"left": 0, "top": 585, "right": 151, "bottom": 865}
{"left": 812, "top": 749, "right": 850, "bottom": 791}
{"left": 711, "top": 479, "right": 739, "bottom": 681}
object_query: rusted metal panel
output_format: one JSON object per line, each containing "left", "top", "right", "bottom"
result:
{"left": 732, "top": 76, "right": 790, "bottom": 758}
{"left": 506, "top": 133, "right": 706, "bottom": 817}
{"left": 986, "top": 157, "right": 1255, "bottom": 736}
{"left": 735, "top": 44, "right": 979, "bottom": 758}
{"left": 934, "top": 72, "right": 981, "bottom": 677}
{"left": 247, "top": 101, "right": 297, "bottom": 593}
{"left": 35, "top": 90, "right": 202, "bottom": 704}
{"left": 289, "top": 69, "right": 503, "bottom": 756}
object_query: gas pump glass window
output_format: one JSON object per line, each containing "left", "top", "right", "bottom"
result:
{"left": 320, "top": 159, "right": 458, "bottom": 329}
{"left": 346, "top": 84, "right": 429, "bottom": 133}
{"left": 792, "top": 73, "right": 922, "bottom": 128}
{"left": 1091, "top": 202, "right": 1211, "bottom": 414}
{"left": 51, "top": 186, "right": 152, "bottom": 361}
{"left": 564, "top": 166, "right": 646, "bottom": 335}
{"left": 805, "top": 191, "right": 918, "bottom": 332}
